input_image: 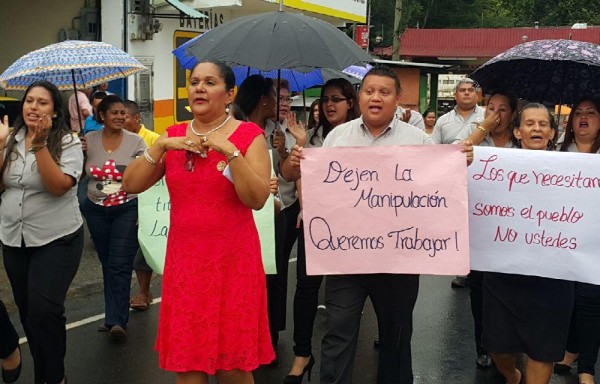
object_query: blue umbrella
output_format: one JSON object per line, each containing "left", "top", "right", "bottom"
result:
{"left": 0, "top": 40, "right": 147, "bottom": 91}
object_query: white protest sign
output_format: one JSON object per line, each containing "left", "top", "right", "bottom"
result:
{"left": 468, "top": 146, "right": 600, "bottom": 283}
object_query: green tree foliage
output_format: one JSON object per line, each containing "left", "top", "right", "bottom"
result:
{"left": 368, "top": 0, "right": 599, "bottom": 48}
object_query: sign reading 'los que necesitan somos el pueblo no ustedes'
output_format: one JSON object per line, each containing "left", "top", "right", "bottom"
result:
{"left": 468, "top": 146, "right": 600, "bottom": 284}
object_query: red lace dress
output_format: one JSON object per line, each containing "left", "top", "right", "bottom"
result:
{"left": 155, "top": 122, "right": 274, "bottom": 373}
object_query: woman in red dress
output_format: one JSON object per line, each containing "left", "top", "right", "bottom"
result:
{"left": 123, "top": 60, "right": 274, "bottom": 384}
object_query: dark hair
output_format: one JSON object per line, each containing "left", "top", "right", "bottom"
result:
{"left": 362, "top": 66, "right": 401, "bottom": 94}
{"left": 560, "top": 97, "right": 600, "bottom": 153}
{"left": 487, "top": 91, "right": 518, "bottom": 114}
{"left": 190, "top": 60, "right": 235, "bottom": 91}
{"left": 422, "top": 109, "right": 435, "bottom": 120}
{"left": 229, "top": 103, "right": 246, "bottom": 121}
{"left": 307, "top": 98, "right": 320, "bottom": 129}
{"left": 310, "top": 78, "right": 359, "bottom": 145}
{"left": 123, "top": 100, "right": 140, "bottom": 116}
{"left": 234, "top": 75, "right": 275, "bottom": 119}
{"left": 90, "top": 91, "right": 108, "bottom": 103}
{"left": 515, "top": 103, "right": 557, "bottom": 149}
{"left": 96, "top": 95, "right": 124, "bottom": 123}
{"left": 1, "top": 80, "right": 73, "bottom": 176}
{"left": 275, "top": 78, "right": 290, "bottom": 93}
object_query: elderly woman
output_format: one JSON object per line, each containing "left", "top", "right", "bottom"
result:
{"left": 83, "top": 95, "right": 146, "bottom": 338}
{"left": 482, "top": 103, "right": 575, "bottom": 384}
{"left": 1, "top": 80, "right": 84, "bottom": 384}
{"left": 122, "top": 60, "right": 273, "bottom": 384}
{"left": 554, "top": 98, "right": 600, "bottom": 384}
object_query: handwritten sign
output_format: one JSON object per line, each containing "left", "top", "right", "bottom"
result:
{"left": 137, "top": 178, "right": 277, "bottom": 275}
{"left": 468, "top": 146, "right": 600, "bottom": 283}
{"left": 301, "top": 145, "right": 470, "bottom": 275}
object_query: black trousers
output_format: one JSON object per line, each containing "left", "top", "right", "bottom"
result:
{"left": 320, "top": 274, "right": 420, "bottom": 384}
{"left": 0, "top": 300, "right": 19, "bottom": 359}
{"left": 468, "top": 270, "right": 486, "bottom": 355}
{"left": 267, "top": 199, "right": 300, "bottom": 339}
{"left": 3, "top": 226, "right": 83, "bottom": 384}
{"left": 292, "top": 226, "right": 324, "bottom": 357}
{"left": 570, "top": 283, "right": 600, "bottom": 375}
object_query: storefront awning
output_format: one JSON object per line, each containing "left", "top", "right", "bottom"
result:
{"left": 164, "top": 0, "right": 207, "bottom": 18}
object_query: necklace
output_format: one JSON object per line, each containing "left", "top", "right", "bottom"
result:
{"left": 190, "top": 115, "right": 231, "bottom": 138}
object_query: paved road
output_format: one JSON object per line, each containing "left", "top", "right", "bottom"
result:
{"left": 0, "top": 230, "right": 586, "bottom": 383}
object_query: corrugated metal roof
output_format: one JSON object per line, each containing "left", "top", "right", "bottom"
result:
{"left": 399, "top": 27, "right": 600, "bottom": 58}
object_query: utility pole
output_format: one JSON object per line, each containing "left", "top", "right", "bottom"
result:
{"left": 392, "top": 0, "right": 402, "bottom": 61}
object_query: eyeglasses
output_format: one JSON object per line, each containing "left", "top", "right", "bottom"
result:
{"left": 184, "top": 151, "right": 195, "bottom": 172}
{"left": 279, "top": 96, "right": 292, "bottom": 103}
{"left": 321, "top": 96, "right": 348, "bottom": 104}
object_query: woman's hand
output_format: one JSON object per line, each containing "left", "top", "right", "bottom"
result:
{"left": 269, "top": 176, "right": 279, "bottom": 196}
{"left": 31, "top": 114, "right": 52, "bottom": 146}
{"left": 0, "top": 115, "right": 9, "bottom": 144}
{"left": 157, "top": 136, "right": 206, "bottom": 156}
{"left": 479, "top": 110, "right": 501, "bottom": 133}
{"left": 287, "top": 111, "right": 307, "bottom": 147}
{"left": 289, "top": 144, "right": 304, "bottom": 170}
{"left": 462, "top": 140, "right": 474, "bottom": 166}
{"left": 201, "top": 134, "right": 237, "bottom": 158}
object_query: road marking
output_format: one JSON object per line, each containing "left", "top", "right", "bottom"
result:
{"left": 18, "top": 297, "right": 163, "bottom": 345}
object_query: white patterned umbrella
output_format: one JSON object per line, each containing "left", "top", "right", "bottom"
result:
{"left": 0, "top": 40, "right": 147, "bottom": 91}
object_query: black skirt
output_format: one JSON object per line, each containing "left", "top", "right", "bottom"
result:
{"left": 481, "top": 272, "right": 574, "bottom": 362}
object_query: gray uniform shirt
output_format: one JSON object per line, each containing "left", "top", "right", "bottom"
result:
{"left": 323, "top": 116, "right": 433, "bottom": 148}
{"left": 395, "top": 106, "right": 425, "bottom": 130}
{"left": 432, "top": 105, "right": 485, "bottom": 144}
{"left": 1, "top": 130, "right": 83, "bottom": 247}
{"left": 265, "top": 118, "right": 298, "bottom": 209}
{"left": 454, "top": 125, "right": 516, "bottom": 148}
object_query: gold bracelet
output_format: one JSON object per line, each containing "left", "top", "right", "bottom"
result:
{"left": 476, "top": 125, "right": 487, "bottom": 133}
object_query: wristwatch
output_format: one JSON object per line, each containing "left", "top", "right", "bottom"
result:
{"left": 227, "top": 150, "right": 241, "bottom": 162}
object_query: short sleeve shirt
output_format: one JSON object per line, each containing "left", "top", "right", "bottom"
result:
{"left": 432, "top": 106, "right": 485, "bottom": 144}
{"left": 1, "top": 130, "right": 84, "bottom": 247}
{"left": 85, "top": 130, "right": 146, "bottom": 206}
{"left": 69, "top": 91, "right": 92, "bottom": 132}
{"left": 323, "top": 116, "right": 433, "bottom": 148}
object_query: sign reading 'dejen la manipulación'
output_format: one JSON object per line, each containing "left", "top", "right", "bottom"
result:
{"left": 301, "top": 145, "right": 470, "bottom": 276}
{"left": 468, "top": 146, "right": 600, "bottom": 284}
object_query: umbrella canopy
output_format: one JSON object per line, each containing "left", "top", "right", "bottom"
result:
{"left": 181, "top": 11, "right": 372, "bottom": 73}
{"left": 0, "top": 40, "right": 147, "bottom": 91}
{"left": 173, "top": 33, "right": 368, "bottom": 91}
{"left": 470, "top": 39, "right": 600, "bottom": 104}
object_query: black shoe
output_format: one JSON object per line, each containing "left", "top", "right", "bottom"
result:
{"left": 553, "top": 362, "right": 572, "bottom": 374}
{"left": 1, "top": 346, "right": 22, "bottom": 384}
{"left": 476, "top": 354, "right": 492, "bottom": 369}
{"left": 283, "top": 355, "right": 315, "bottom": 384}
{"left": 451, "top": 276, "right": 469, "bottom": 288}
{"left": 373, "top": 339, "right": 380, "bottom": 349}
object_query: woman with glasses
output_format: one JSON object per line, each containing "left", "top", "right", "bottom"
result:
{"left": 554, "top": 98, "right": 600, "bottom": 384}
{"left": 282, "top": 78, "right": 360, "bottom": 384}
{"left": 122, "top": 60, "right": 273, "bottom": 384}
{"left": 83, "top": 94, "right": 146, "bottom": 339}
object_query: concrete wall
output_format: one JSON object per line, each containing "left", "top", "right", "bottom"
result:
{"left": 0, "top": 0, "right": 84, "bottom": 73}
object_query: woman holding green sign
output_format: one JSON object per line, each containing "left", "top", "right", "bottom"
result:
{"left": 122, "top": 60, "right": 273, "bottom": 384}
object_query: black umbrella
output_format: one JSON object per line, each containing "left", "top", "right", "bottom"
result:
{"left": 471, "top": 39, "right": 600, "bottom": 104}
{"left": 184, "top": 11, "right": 372, "bottom": 73}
